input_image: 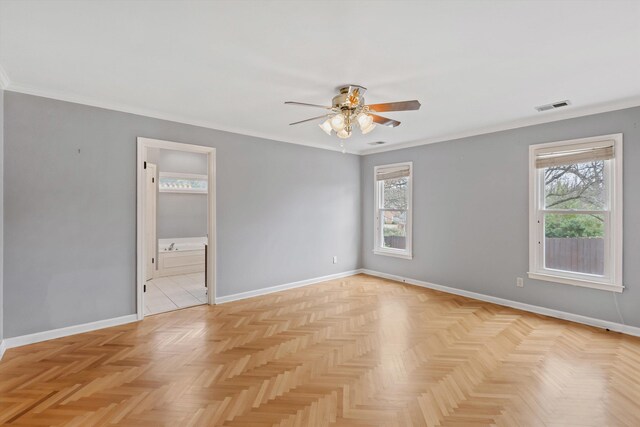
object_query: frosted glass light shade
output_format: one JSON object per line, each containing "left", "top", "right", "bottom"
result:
{"left": 330, "top": 114, "right": 346, "bottom": 131}
{"left": 336, "top": 128, "right": 352, "bottom": 139}
{"left": 319, "top": 118, "right": 332, "bottom": 135}
{"left": 361, "top": 122, "right": 376, "bottom": 135}
{"left": 356, "top": 112, "right": 373, "bottom": 129}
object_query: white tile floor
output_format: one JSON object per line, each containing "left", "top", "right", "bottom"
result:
{"left": 144, "top": 272, "right": 207, "bottom": 315}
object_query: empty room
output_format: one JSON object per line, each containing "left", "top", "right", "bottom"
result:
{"left": 0, "top": 1, "right": 639, "bottom": 425}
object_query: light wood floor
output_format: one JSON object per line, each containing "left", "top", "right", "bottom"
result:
{"left": 1, "top": 274, "right": 639, "bottom": 426}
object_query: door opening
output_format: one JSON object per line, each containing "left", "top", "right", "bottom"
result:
{"left": 136, "top": 138, "right": 216, "bottom": 320}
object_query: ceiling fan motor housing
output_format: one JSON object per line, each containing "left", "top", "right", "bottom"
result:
{"left": 332, "top": 85, "right": 367, "bottom": 110}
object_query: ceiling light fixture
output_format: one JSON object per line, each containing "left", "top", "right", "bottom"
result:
{"left": 356, "top": 112, "right": 373, "bottom": 129}
{"left": 330, "top": 114, "right": 346, "bottom": 132}
{"left": 319, "top": 119, "right": 332, "bottom": 135}
{"left": 360, "top": 121, "right": 376, "bottom": 135}
{"left": 336, "top": 128, "right": 352, "bottom": 139}
{"left": 286, "top": 85, "right": 421, "bottom": 152}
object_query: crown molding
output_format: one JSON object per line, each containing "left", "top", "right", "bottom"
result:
{"left": 0, "top": 64, "right": 10, "bottom": 90}
{"left": 4, "top": 71, "right": 640, "bottom": 157}
{"left": 359, "top": 96, "right": 640, "bottom": 155}
{"left": 4, "top": 81, "right": 360, "bottom": 155}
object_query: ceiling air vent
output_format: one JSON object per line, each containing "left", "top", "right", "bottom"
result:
{"left": 535, "top": 100, "right": 571, "bottom": 112}
{"left": 367, "top": 141, "right": 386, "bottom": 146}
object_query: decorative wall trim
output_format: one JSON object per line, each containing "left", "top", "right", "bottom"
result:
{"left": 361, "top": 269, "right": 640, "bottom": 338}
{"left": 359, "top": 96, "right": 640, "bottom": 155}
{"left": 0, "top": 271, "right": 361, "bottom": 358}
{"left": 4, "top": 82, "right": 355, "bottom": 154}
{"left": 215, "top": 270, "right": 362, "bottom": 304}
{"left": 3, "top": 66, "right": 640, "bottom": 156}
{"left": 2, "top": 268, "right": 638, "bottom": 360}
{"left": 2, "top": 314, "right": 139, "bottom": 354}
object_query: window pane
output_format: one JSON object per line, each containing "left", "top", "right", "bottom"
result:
{"left": 383, "top": 177, "right": 408, "bottom": 209}
{"left": 159, "top": 177, "right": 207, "bottom": 192}
{"left": 382, "top": 210, "right": 407, "bottom": 250}
{"left": 544, "top": 160, "right": 605, "bottom": 210}
{"left": 544, "top": 213, "right": 605, "bottom": 275}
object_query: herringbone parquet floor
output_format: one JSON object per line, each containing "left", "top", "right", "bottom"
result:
{"left": 1, "top": 274, "right": 639, "bottom": 426}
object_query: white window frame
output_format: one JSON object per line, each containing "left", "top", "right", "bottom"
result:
{"left": 528, "top": 133, "right": 623, "bottom": 293}
{"left": 373, "top": 162, "right": 413, "bottom": 260}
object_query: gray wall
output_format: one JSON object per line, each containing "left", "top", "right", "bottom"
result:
{"left": 4, "top": 89, "right": 639, "bottom": 339}
{"left": 156, "top": 149, "right": 208, "bottom": 239}
{"left": 3, "top": 92, "right": 361, "bottom": 338}
{"left": 361, "top": 106, "right": 640, "bottom": 328}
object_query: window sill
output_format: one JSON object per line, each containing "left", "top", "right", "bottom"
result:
{"left": 527, "top": 271, "right": 623, "bottom": 293}
{"left": 373, "top": 249, "right": 413, "bottom": 260}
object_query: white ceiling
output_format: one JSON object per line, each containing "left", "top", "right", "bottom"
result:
{"left": 1, "top": 0, "right": 640, "bottom": 154}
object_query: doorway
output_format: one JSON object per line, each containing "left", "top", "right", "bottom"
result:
{"left": 136, "top": 137, "right": 216, "bottom": 319}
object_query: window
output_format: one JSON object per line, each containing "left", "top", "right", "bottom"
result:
{"left": 529, "top": 134, "right": 623, "bottom": 292}
{"left": 158, "top": 172, "right": 208, "bottom": 194}
{"left": 374, "top": 162, "right": 413, "bottom": 259}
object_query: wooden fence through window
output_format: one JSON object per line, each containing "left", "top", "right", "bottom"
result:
{"left": 545, "top": 238, "right": 604, "bottom": 275}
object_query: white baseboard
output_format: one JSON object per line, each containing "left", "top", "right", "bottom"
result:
{"left": 2, "top": 314, "right": 139, "bottom": 353}
{"left": 4, "top": 268, "right": 634, "bottom": 360}
{"left": 361, "top": 269, "right": 640, "bottom": 338}
{"left": 2, "top": 271, "right": 361, "bottom": 357}
{"left": 215, "top": 270, "right": 362, "bottom": 304}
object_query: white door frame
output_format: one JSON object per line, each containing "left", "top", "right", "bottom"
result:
{"left": 136, "top": 137, "right": 216, "bottom": 320}
{"left": 145, "top": 163, "right": 157, "bottom": 281}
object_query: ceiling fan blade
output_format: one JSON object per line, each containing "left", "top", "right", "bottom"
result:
{"left": 367, "top": 100, "right": 421, "bottom": 112}
{"left": 285, "top": 101, "right": 332, "bottom": 109}
{"left": 289, "top": 114, "right": 331, "bottom": 126}
{"left": 371, "top": 114, "right": 401, "bottom": 128}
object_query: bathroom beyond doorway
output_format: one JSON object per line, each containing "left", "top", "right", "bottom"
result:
{"left": 137, "top": 137, "right": 216, "bottom": 319}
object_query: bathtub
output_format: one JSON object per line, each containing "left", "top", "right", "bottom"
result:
{"left": 156, "top": 237, "right": 207, "bottom": 277}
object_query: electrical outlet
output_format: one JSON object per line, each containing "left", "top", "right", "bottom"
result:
{"left": 333, "top": 256, "right": 338, "bottom": 264}
{"left": 516, "top": 277, "right": 524, "bottom": 288}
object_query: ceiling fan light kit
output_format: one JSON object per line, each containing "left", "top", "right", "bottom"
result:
{"left": 337, "top": 128, "right": 352, "bottom": 139}
{"left": 356, "top": 112, "right": 370, "bottom": 128}
{"left": 286, "top": 85, "right": 421, "bottom": 152}
{"left": 319, "top": 119, "right": 333, "bottom": 135}
{"left": 330, "top": 114, "right": 346, "bottom": 132}
{"left": 361, "top": 121, "right": 376, "bottom": 135}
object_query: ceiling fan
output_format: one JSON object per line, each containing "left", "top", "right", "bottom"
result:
{"left": 285, "top": 85, "right": 421, "bottom": 151}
